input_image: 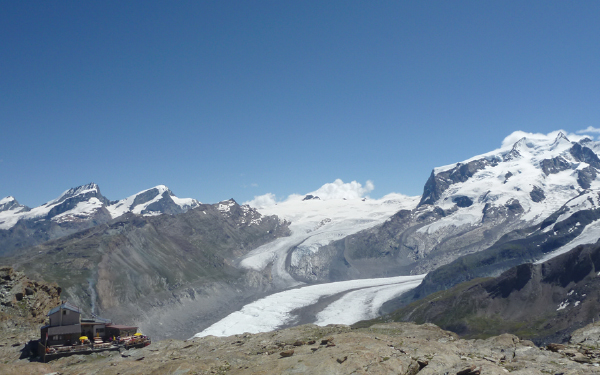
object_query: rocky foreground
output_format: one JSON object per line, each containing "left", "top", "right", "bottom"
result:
{"left": 2, "top": 321, "right": 600, "bottom": 374}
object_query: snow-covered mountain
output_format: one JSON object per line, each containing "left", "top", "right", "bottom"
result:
{"left": 274, "top": 132, "right": 600, "bottom": 288}
{"left": 0, "top": 183, "right": 200, "bottom": 255}
{"left": 0, "top": 183, "right": 110, "bottom": 230}
{"left": 419, "top": 132, "right": 595, "bottom": 229}
{"left": 0, "top": 183, "right": 200, "bottom": 230}
{"left": 412, "top": 131, "right": 600, "bottom": 264}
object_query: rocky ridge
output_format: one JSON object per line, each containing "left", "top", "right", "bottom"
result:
{"left": 0, "top": 266, "right": 61, "bottom": 325}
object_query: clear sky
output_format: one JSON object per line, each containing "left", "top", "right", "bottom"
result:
{"left": 2, "top": 1, "right": 600, "bottom": 206}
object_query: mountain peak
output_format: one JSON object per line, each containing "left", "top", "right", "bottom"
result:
{"left": 152, "top": 185, "right": 172, "bottom": 194}
{"left": 0, "top": 196, "right": 16, "bottom": 204}
{"left": 106, "top": 185, "right": 199, "bottom": 218}
{"left": 49, "top": 183, "right": 101, "bottom": 205}
{"left": 552, "top": 131, "right": 571, "bottom": 145}
{"left": 511, "top": 137, "right": 530, "bottom": 150}
{"left": 0, "top": 196, "right": 29, "bottom": 213}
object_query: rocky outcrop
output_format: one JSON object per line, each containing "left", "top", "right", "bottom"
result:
{"left": 529, "top": 185, "right": 546, "bottom": 202}
{"left": 419, "top": 158, "right": 496, "bottom": 206}
{"left": 540, "top": 156, "right": 571, "bottom": 175}
{"left": 302, "top": 194, "right": 320, "bottom": 201}
{"left": 578, "top": 165, "right": 598, "bottom": 189}
{"left": 452, "top": 195, "right": 473, "bottom": 208}
{"left": 570, "top": 143, "right": 600, "bottom": 168}
{"left": 0, "top": 267, "right": 61, "bottom": 365}
{"left": 0, "top": 266, "right": 61, "bottom": 325}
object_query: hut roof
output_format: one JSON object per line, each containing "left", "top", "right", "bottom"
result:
{"left": 47, "top": 301, "right": 81, "bottom": 316}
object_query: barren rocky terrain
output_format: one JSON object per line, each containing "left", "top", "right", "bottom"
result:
{"left": 3, "top": 321, "right": 600, "bottom": 374}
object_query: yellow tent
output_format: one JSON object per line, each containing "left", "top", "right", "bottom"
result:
{"left": 134, "top": 332, "right": 142, "bottom": 336}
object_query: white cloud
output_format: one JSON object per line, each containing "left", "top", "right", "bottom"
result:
{"left": 576, "top": 126, "right": 600, "bottom": 134}
{"left": 245, "top": 193, "right": 277, "bottom": 208}
{"left": 244, "top": 179, "right": 375, "bottom": 208}
{"left": 309, "top": 179, "right": 374, "bottom": 200}
{"left": 501, "top": 130, "right": 590, "bottom": 149}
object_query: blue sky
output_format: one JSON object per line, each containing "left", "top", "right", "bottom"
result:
{"left": 2, "top": 1, "right": 600, "bottom": 206}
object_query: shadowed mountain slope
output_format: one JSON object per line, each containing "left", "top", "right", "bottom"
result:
{"left": 363, "top": 240, "right": 600, "bottom": 345}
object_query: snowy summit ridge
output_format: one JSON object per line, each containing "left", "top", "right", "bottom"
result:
{"left": 106, "top": 184, "right": 200, "bottom": 217}
{"left": 0, "top": 183, "right": 199, "bottom": 230}
{"left": 420, "top": 130, "right": 598, "bottom": 223}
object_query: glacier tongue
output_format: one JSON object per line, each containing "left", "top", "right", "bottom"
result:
{"left": 194, "top": 274, "right": 426, "bottom": 338}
